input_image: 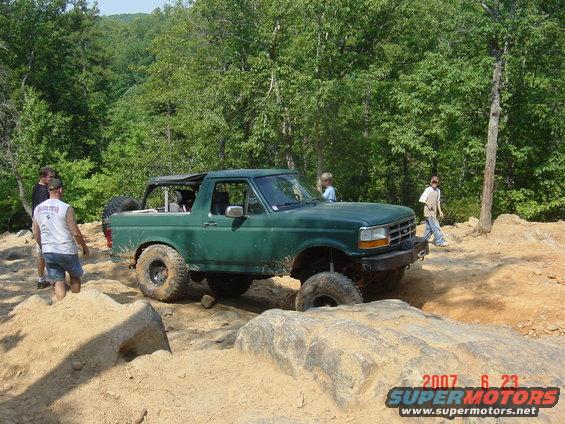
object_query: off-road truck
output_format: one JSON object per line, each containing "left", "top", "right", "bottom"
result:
{"left": 104, "top": 169, "right": 428, "bottom": 311}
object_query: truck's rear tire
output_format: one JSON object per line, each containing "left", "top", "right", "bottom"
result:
{"left": 295, "top": 272, "right": 363, "bottom": 312}
{"left": 101, "top": 196, "right": 141, "bottom": 233}
{"left": 136, "top": 244, "right": 189, "bottom": 302}
{"left": 206, "top": 274, "right": 253, "bottom": 298}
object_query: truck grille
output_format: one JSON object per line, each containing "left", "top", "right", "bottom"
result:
{"left": 388, "top": 216, "right": 417, "bottom": 246}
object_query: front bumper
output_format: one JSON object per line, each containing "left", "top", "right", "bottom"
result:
{"left": 360, "top": 236, "right": 428, "bottom": 272}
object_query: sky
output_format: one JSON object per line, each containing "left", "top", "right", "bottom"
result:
{"left": 88, "top": 0, "right": 170, "bottom": 16}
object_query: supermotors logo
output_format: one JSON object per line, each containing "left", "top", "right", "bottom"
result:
{"left": 386, "top": 387, "right": 560, "bottom": 419}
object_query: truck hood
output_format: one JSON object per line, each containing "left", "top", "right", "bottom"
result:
{"left": 275, "top": 202, "right": 415, "bottom": 229}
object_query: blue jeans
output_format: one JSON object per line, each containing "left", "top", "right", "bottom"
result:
{"left": 423, "top": 217, "right": 446, "bottom": 245}
{"left": 43, "top": 252, "right": 84, "bottom": 281}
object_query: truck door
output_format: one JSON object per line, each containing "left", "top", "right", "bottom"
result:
{"left": 198, "top": 180, "right": 273, "bottom": 273}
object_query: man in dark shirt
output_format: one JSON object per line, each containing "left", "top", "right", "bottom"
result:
{"left": 32, "top": 166, "right": 56, "bottom": 289}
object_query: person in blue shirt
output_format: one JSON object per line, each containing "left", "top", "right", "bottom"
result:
{"left": 320, "top": 172, "right": 336, "bottom": 202}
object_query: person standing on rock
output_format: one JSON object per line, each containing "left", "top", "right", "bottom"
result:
{"left": 419, "top": 176, "right": 448, "bottom": 247}
{"left": 32, "top": 178, "right": 89, "bottom": 300}
{"left": 320, "top": 172, "right": 337, "bottom": 202}
{"left": 31, "top": 166, "right": 56, "bottom": 289}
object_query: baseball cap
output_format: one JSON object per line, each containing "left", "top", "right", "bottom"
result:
{"left": 430, "top": 176, "right": 439, "bottom": 183}
{"left": 47, "top": 178, "right": 63, "bottom": 190}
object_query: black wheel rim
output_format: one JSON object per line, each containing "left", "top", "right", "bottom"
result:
{"left": 311, "top": 294, "right": 339, "bottom": 308}
{"left": 148, "top": 259, "right": 168, "bottom": 286}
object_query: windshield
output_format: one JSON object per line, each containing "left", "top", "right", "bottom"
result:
{"left": 254, "top": 174, "right": 326, "bottom": 211}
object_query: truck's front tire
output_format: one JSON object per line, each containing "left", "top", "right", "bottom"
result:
{"left": 206, "top": 274, "right": 253, "bottom": 298}
{"left": 295, "top": 272, "right": 363, "bottom": 312}
{"left": 136, "top": 245, "right": 189, "bottom": 302}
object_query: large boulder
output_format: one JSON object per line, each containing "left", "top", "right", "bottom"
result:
{"left": 235, "top": 300, "right": 563, "bottom": 421}
{"left": 0, "top": 289, "right": 170, "bottom": 423}
{"left": 1, "top": 289, "right": 170, "bottom": 386}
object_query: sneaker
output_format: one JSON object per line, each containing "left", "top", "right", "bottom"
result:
{"left": 437, "top": 242, "right": 449, "bottom": 247}
{"left": 37, "top": 279, "right": 50, "bottom": 289}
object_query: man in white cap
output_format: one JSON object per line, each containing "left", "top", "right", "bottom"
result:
{"left": 419, "top": 176, "right": 448, "bottom": 247}
{"left": 32, "top": 178, "right": 89, "bottom": 300}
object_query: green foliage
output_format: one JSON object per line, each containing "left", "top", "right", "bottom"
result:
{"left": 103, "top": 13, "right": 148, "bottom": 23}
{"left": 52, "top": 157, "right": 110, "bottom": 222}
{"left": 0, "top": 177, "right": 26, "bottom": 230}
{"left": 0, "top": 0, "right": 563, "bottom": 231}
{"left": 442, "top": 198, "right": 481, "bottom": 226}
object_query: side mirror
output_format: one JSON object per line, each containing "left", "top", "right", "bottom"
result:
{"left": 225, "top": 205, "right": 244, "bottom": 218}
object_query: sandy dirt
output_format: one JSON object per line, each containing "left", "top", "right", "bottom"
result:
{"left": 0, "top": 215, "right": 563, "bottom": 423}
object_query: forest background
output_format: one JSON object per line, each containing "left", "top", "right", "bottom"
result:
{"left": 0, "top": 0, "right": 563, "bottom": 231}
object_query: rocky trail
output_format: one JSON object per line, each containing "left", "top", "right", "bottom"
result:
{"left": 0, "top": 215, "right": 563, "bottom": 423}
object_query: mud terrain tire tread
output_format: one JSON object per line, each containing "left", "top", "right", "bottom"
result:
{"left": 136, "top": 244, "right": 189, "bottom": 302}
{"left": 295, "top": 272, "right": 363, "bottom": 311}
{"left": 206, "top": 275, "right": 253, "bottom": 298}
{"left": 101, "top": 196, "right": 141, "bottom": 233}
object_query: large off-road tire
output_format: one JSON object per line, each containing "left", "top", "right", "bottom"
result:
{"left": 206, "top": 274, "right": 253, "bottom": 298}
{"left": 361, "top": 267, "right": 406, "bottom": 300}
{"left": 101, "top": 195, "right": 141, "bottom": 233}
{"left": 295, "top": 272, "right": 363, "bottom": 312}
{"left": 135, "top": 244, "right": 189, "bottom": 302}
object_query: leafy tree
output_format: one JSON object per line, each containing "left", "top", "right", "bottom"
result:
{"left": 0, "top": 0, "right": 562, "bottom": 231}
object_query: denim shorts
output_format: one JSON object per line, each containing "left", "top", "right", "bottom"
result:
{"left": 42, "top": 252, "right": 84, "bottom": 281}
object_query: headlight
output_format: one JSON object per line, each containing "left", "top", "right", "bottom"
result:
{"left": 358, "top": 226, "right": 389, "bottom": 249}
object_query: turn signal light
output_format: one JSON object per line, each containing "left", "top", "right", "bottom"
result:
{"left": 358, "top": 239, "right": 389, "bottom": 249}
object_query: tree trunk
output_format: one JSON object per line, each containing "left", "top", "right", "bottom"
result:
{"left": 363, "top": 87, "right": 371, "bottom": 139}
{"left": 314, "top": 137, "right": 324, "bottom": 177}
{"left": 285, "top": 152, "right": 296, "bottom": 170}
{"left": 4, "top": 139, "right": 32, "bottom": 217}
{"left": 431, "top": 137, "right": 439, "bottom": 176}
{"left": 283, "top": 119, "right": 296, "bottom": 168}
{"left": 401, "top": 156, "right": 410, "bottom": 205}
{"left": 20, "top": 49, "right": 35, "bottom": 92}
{"left": 477, "top": 53, "right": 505, "bottom": 233}
{"left": 282, "top": 117, "right": 295, "bottom": 169}
{"left": 14, "top": 166, "right": 32, "bottom": 218}
{"left": 218, "top": 138, "right": 226, "bottom": 167}
{"left": 302, "top": 135, "right": 309, "bottom": 174}
{"left": 1, "top": 92, "right": 32, "bottom": 217}
{"left": 165, "top": 102, "right": 173, "bottom": 173}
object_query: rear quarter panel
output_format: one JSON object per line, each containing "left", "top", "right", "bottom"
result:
{"left": 109, "top": 212, "right": 201, "bottom": 265}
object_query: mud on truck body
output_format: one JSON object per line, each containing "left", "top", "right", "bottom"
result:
{"left": 103, "top": 169, "right": 428, "bottom": 311}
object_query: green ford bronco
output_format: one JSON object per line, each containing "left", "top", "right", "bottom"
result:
{"left": 104, "top": 169, "right": 428, "bottom": 311}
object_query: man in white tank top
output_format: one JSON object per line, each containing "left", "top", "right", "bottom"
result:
{"left": 32, "top": 179, "right": 89, "bottom": 300}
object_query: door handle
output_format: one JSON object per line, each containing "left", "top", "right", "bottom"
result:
{"left": 203, "top": 221, "right": 217, "bottom": 227}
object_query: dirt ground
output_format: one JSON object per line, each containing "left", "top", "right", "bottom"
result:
{"left": 0, "top": 215, "right": 563, "bottom": 423}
